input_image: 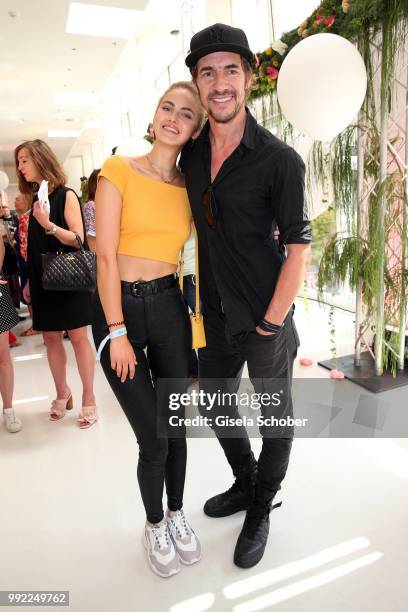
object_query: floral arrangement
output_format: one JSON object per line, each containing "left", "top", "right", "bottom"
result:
{"left": 143, "top": 122, "right": 155, "bottom": 145}
{"left": 250, "top": 0, "right": 368, "bottom": 101}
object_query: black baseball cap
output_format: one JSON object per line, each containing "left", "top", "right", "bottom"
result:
{"left": 185, "top": 23, "right": 254, "bottom": 69}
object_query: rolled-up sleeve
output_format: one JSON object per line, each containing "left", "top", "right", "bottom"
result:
{"left": 271, "top": 148, "right": 312, "bottom": 245}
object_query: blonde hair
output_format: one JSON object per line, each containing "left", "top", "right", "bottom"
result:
{"left": 156, "top": 81, "right": 205, "bottom": 131}
{"left": 14, "top": 139, "right": 67, "bottom": 194}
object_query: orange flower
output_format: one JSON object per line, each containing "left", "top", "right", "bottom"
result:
{"left": 265, "top": 47, "right": 272, "bottom": 56}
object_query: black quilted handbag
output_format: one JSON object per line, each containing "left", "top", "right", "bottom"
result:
{"left": 42, "top": 233, "right": 96, "bottom": 292}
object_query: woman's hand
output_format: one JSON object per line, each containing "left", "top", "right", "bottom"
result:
{"left": 32, "top": 202, "right": 51, "bottom": 229}
{"left": 110, "top": 335, "right": 137, "bottom": 383}
{"left": 23, "top": 281, "right": 31, "bottom": 303}
{"left": 0, "top": 277, "right": 8, "bottom": 286}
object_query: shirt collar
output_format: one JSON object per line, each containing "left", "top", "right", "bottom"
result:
{"left": 196, "top": 107, "right": 256, "bottom": 150}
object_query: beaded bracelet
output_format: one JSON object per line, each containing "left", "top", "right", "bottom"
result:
{"left": 107, "top": 320, "right": 125, "bottom": 329}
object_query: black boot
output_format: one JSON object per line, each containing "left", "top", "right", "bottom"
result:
{"left": 233, "top": 491, "right": 282, "bottom": 568}
{"left": 203, "top": 460, "right": 257, "bottom": 518}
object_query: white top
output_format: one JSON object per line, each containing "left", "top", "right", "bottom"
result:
{"left": 181, "top": 231, "right": 195, "bottom": 276}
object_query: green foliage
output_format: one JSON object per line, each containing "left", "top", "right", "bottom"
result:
{"left": 328, "top": 305, "right": 337, "bottom": 364}
{"left": 332, "top": 127, "right": 357, "bottom": 224}
{"left": 79, "top": 176, "right": 88, "bottom": 206}
{"left": 318, "top": 234, "right": 363, "bottom": 296}
{"left": 310, "top": 207, "right": 336, "bottom": 266}
{"left": 251, "top": 1, "right": 408, "bottom": 376}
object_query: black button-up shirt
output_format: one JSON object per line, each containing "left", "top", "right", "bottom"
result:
{"left": 180, "top": 109, "right": 312, "bottom": 335}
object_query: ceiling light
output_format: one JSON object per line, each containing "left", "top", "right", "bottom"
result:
{"left": 53, "top": 92, "right": 96, "bottom": 107}
{"left": 48, "top": 130, "right": 80, "bottom": 138}
{"left": 66, "top": 2, "right": 143, "bottom": 38}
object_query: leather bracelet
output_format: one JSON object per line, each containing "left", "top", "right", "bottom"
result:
{"left": 107, "top": 320, "right": 125, "bottom": 329}
{"left": 258, "top": 318, "right": 284, "bottom": 333}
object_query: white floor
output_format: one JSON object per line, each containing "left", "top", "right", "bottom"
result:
{"left": 1, "top": 300, "right": 408, "bottom": 612}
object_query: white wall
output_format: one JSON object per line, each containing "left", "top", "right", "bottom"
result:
{"left": 65, "top": 0, "right": 278, "bottom": 184}
{"left": 63, "top": 155, "right": 84, "bottom": 194}
{"left": 66, "top": 0, "right": 208, "bottom": 179}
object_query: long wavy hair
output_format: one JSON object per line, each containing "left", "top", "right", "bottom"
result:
{"left": 14, "top": 139, "right": 67, "bottom": 194}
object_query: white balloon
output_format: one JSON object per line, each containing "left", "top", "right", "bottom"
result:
{"left": 0, "top": 170, "right": 9, "bottom": 191}
{"left": 277, "top": 33, "right": 367, "bottom": 141}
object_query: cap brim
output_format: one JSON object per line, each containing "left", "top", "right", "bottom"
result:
{"left": 185, "top": 43, "right": 254, "bottom": 68}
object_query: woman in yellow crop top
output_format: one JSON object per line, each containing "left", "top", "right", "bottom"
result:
{"left": 92, "top": 82, "right": 204, "bottom": 578}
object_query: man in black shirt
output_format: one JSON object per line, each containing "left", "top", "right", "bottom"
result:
{"left": 181, "top": 24, "right": 312, "bottom": 568}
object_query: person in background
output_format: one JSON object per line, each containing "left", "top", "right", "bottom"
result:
{"left": 0, "top": 203, "right": 18, "bottom": 232}
{"left": 0, "top": 238, "right": 22, "bottom": 432}
{"left": 82, "top": 169, "right": 100, "bottom": 252}
{"left": 14, "top": 139, "right": 97, "bottom": 429}
{"left": 13, "top": 194, "right": 40, "bottom": 337}
{"left": 93, "top": 81, "right": 203, "bottom": 578}
{"left": 1, "top": 203, "right": 20, "bottom": 310}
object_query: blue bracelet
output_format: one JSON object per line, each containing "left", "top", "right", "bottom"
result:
{"left": 96, "top": 327, "right": 127, "bottom": 361}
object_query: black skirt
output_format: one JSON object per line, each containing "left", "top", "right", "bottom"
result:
{"left": 0, "top": 281, "right": 19, "bottom": 333}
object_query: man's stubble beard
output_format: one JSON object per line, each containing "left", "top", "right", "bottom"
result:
{"left": 207, "top": 96, "right": 244, "bottom": 124}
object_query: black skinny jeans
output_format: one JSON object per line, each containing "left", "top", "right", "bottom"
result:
{"left": 198, "top": 306, "right": 300, "bottom": 507}
{"left": 92, "top": 276, "right": 192, "bottom": 524}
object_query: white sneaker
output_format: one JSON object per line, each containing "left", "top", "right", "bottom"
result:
{"left": 3, "top": 408, "right": 22, "bottom": 433}
{"left": 143, "top": 518, "right": 180, "bottom": 578}
{"left": 166, "top": 508, "right": 201, "bottom": 565}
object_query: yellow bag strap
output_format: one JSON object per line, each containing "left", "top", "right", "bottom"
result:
{"left": 179, "top": 247, "right": 184, "bottom": 292}
{"left": 178, "top": 229, "right": 201, "bottom": 316}
{"left": 194, "top": 230, "right": 201, "bottom": 317}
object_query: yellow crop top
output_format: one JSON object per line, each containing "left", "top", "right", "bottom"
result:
{"left": 98, "top": 155, "right": 191, "bottom": 265}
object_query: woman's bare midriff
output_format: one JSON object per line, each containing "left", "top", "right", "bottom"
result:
{"left": 117, "top": 253, "right": 177, "bottom": 282}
